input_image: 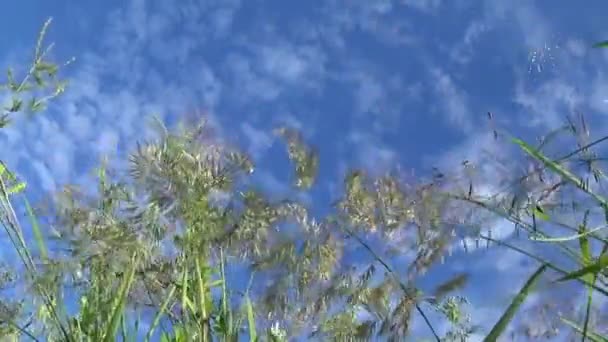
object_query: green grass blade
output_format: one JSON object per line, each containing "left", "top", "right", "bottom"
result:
{"left": 529, "top": 224, "right": 608, "bottom": 242}
{"left": 145, "top": 285, "right": 176, "bottom": 342}
{"left": 24, "top": 198, "right": 47, "bottom": 260}
{"left": 513, "top": 138, "right": 608, "bottom": 207}
{"left": 557, "top": 254, "right": 608, "bottom": 282}
{"left": 220, "top": 248, "right": 233, "bottom": 337}
{"left": 180, "top": 263, "right": 189, "bottom": 316}
{"left": 579, "top": 219, "right": 595, "bottom": 342}
{"left": 104, "top": 253, "right": 138, "bottom": 342}
{"left": 195, "top": 257, "right": 205, "bottom": 317}
{"left": 593, "top": 41, "right": 608, "bottom": 48}
{"left": 134, "top": 312, "right": 141, "bottom": 342}
{"left": 245, "top": 295, "right": 256, "bottom": 342}
{"left": 7, "top": 181, "right": 26, "bottom": 194}
{"left": 484, "top": 264, "right": 547, "bottom": 341}
{"left": 195, "top": 256, "right": 211, "bottom": 341}
{"left": 561, "top": 317, "right": 608, "bottom": 342}
{"left": 121, "top": 313, "right": 129, "bottom": 342}
{"left": 533, "top": 205, "right": 550, "bottom": 221}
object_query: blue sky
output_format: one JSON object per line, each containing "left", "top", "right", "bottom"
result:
{"left": 2, "top": 0, "right": 608, "bottom": 340}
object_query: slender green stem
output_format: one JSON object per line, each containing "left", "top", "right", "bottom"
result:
{"left": 342, "top": 226, "right": 441, "bottom": 341}
{"left": 479, "top": 235, "right": 608, "bottom": 297}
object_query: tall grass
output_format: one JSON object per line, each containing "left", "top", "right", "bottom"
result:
{"left": 443, "top": 110, "right": 608, "bottom": 339}
{"left": 3, "top": 19, "right": 608, "bottom": 341}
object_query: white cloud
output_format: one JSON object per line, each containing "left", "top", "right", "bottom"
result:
{"left": 348, "top": 130, "right": 397, "bottom": 174}
{"left": 65, "top": 107, "right": 94, "bottom": 142}
{"left": 259, "top": 45, "right": 312, "bottom": 83}
{"left": 30, "top": 160, "right": 56, "bottom": 194}
{"left": 429, "top": 67, "right": 473, "bottom": 133}
{"left": 513, "top": 78, "right": 583, "bottom": 129}
{"left": 353, "top": 72, "right": 384, "bottom": 116}
{"left": 225, "top": 36, "right": 329, "bottom": 102}
{"left": 241, "top": 122, "right": 273, "bottom": 159}
{"left": 564, "top": 38, "right": 587, "bottom": 58}
{"left": 589, "top": 72, "right": 608, "bottom": 113}
{"left": 225, "top": 54, "right": 282, "bottom": 102}
{"left": 450, "top": 20, "right": 490, "bottom": 64}
{"left": 404, "top": 0, "right": 443, "bottom": 13}
{"left": 96, "top": 129, "right": 120, "bottom": 155}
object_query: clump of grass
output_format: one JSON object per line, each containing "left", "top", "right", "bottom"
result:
{"left": 440, "top": 107, "right": 608, "bottom": 339}
{"left": 0, "top": 19, "right": 489, "bottom": 341}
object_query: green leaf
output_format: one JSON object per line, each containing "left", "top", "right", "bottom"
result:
{"left": 0, "top": 114, "right": 10, "bottom": 128}
{"left": 557, "top": 253, "right": 608, "bottom": 282}
{"left": 6, "top": 98, "right": 22, "bottom": 112}
{"left": 6, "top": 69, "right": 17, "bottom": 91}
{"left": 6, "top": 181, "right": 26, "bottom": 194}
{"left": 33, "top": 72, "right": 44, "bottom": 86}
{"left": 432, "top": 273, "right": 469, "bottom": 300}
{"left": 533, "top": 205, "right": 549, "bottom": 221}
{"left": 484, "top": 264, "right": 547, "bottom": 341}
{"left": 29, "top": 97, "right": 45, "bottom": 112}
{"left": 34, "top": 61, "right": 58, "bottom": 76}
{"left": 54, "top": 81, "right": 67, "bottom": 96}
{"left": 593, "top": 41, "right": 608, "bottom": 48}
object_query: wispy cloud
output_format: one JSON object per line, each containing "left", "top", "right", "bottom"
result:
{"left": 513, "top": 78, "right": 583, "bottom": 129}
{"left": 403, "top": 0, "right": 443, "bottom": 13}
{"left": 429, "top": 67, "right": 474, "bottom": 133}
{"left": 2, "top": 0, "right": 608, "bottom": 338}
{"left": 240, "top": 122, "right": 274, "bottom": 159}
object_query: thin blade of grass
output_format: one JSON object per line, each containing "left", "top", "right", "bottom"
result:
{"left": 593, "top": 41, "right": 608, "bottom": 48}
{"left": 513, "top": 138, "right": 608, "bottom": 207}
{"left": 195, "top": 256, "right": 211, "bottom": 341}
{"left": 145, "top": 285, "right": 176, "bottom": 342}
{"left": 432, "top": 273, "right": 469, "bottom": 301}
{"left": 582, "top": 277, "right": 596, "bottom": 342}
{"left": 561, "top": 317, "right": 608, "bottom": 342}
{"left": 103, "top": 253, "right": 138, "bottom": 342}
{"left": 220, "top": 247, "right": 233, "bottom": 337}
{"left": 530, "top": 224, "right": 608, "bottom": 242}
{"left": 484, "top": 263, "right": 548, "bottom": 341}
{"left": 533, "top": 205, "right": 550, "bottom": 221}
{"left": 480, "top": 234, "right": 608, "bottom": 297}
{"left": 556, "top": 254, "right": 608, "bottom": 282}
{"left": 120, "top": 313, "right": 128, "bottom": 342}
{"left": 134, "top": 312, "right": 141, "bottom": 342}
{"left": 245, "top": 295, "right": 256, "bottom": 342}
{"left": 579, "top": 217, "right": 595, "bottom": 342}
{"left": 24, "top": 199, "right": 47, "bottom": 260}
{"left": 180, "top": 263, "right": 189, "bottom": 317}
{"left": 7, "top": 182, "right": 26, "bottom": 194}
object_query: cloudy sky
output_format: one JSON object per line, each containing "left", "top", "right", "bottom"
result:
{"left": 2, "top": 0, "right": 608, "bottom": 340}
